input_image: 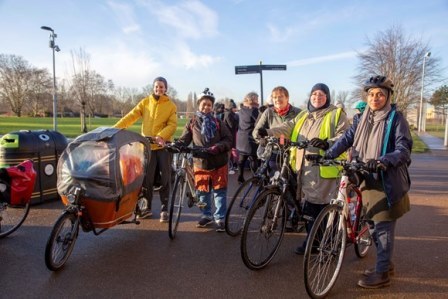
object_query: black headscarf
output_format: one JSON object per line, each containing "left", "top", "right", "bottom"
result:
{"left": 307, "top": 83, "right": 331, "bottom": 112}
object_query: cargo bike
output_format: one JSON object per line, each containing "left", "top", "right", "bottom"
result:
{"left": 45, "top": 128, "right": 151, "bottom": 271}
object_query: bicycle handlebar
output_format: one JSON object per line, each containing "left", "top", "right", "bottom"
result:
{"left": 305, "top": 154, "right": 387, "bottom": 173}
{"left": 260, "top": 136, "right": 309, "bottom": 149}
{"left": 164, "top": 143, "right": 208, "bottom": 154}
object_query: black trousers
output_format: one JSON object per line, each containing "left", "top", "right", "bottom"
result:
{"left": 144, "top": 149, "right": 171, "bottom": 212}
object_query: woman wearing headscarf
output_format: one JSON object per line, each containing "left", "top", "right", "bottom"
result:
{"left": 176, "top": 88, "right": 233, "bottom": 232}
{"left": 325, "top": 76, "right": 412, "bottom": 289}
{"left": 256, "top": 83, "right": 350, "bottom": 254}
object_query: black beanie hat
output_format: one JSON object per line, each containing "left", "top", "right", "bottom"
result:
{"left": 153, "top": 76, "right": 168, "bottom": 89}
{"left": 308, "top": 83, "right": 331, "bottom": 112}
{"left": 229, "top": 99, "right": 237, "bottom": 109}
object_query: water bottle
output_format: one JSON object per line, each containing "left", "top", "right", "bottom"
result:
{"left": 349, "top": 200, "right": 356, "bottom": 222}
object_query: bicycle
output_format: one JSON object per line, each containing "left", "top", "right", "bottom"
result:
{"left": 240, "top": 137, "right": 309, "bottom": 270}
{"left": 303, "top": 156, "right": 381, "bottom": 298}
{"left": 224, "top": 137, "right": 277, "bottom": 237}
{"left": 165, "top": 143, "right": 208, "bottom": 240}
{"left": 0, "top": 160, "right": 36, "bottom": 238}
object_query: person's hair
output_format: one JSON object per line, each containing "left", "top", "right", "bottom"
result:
{"left": 243, "top": 92, "right": 259, "bottom": 105}
{"left": 271, "top": 86, "right": 289, "bottom": 98}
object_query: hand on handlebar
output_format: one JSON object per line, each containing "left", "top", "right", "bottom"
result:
{"left": 154, "top": 136, "right": 165, "bottom": 147}
{"left": 366, "top": 159, "right": 387, "bottom": 173}
{"left": 309, "top": 138, "right": 329, "bottom": 150}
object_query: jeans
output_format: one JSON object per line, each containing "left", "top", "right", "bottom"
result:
{"left": 197, "top": 188, "right": 227, "bottom": 222}
{"left": 369, "top": 220, "right": 396, "bottom": 273}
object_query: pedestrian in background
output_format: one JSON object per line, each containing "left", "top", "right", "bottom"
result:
{"left": 176, "top": 88, "right": 233, "bottom": 232}
{"left": 236, "top": 92, "right": 260, "bottom": 183}
{"left": 325, "top": 75, "right": 412, "bottom": 289}
{"left": 114, "top": 76, "right": 177, "bottom": 223}
{"left": 223, "top": 99, "right": 239, "bottom": 174}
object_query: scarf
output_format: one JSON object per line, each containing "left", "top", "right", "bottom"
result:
{"left": 352, "top": 102, "right": 391, "bottom": 162}
{"left": 274, "top": 103, "right": 291, "bottom": 116}
{"left": 196, "top": 111, "right": 217, "bottom": 143}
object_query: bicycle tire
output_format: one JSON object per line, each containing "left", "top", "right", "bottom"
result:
{"left": 240, "top": 188, "right": 286, "bottom": 270}
{"left": 45, "top": 211, "right": 80, "bottom": 271}
{"left": 354, "top": 207, "right": 372, "bottom": 258}
{"left": 304, "top": 204, "right": 347, "bottom": 299}
{"left": 168, "top": 174, "right": 186, "bottom": 240}
{"left": 225, "top": 177, "right": 262, "bottom": 237}
{"left": 0, "top": 201, "right": 31, "bottom": 238}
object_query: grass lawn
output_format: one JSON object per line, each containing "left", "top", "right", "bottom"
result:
{"left": 0, "top": 116, "right": 433, "bottom": 152}
{"left": 0, "top": 116, "right": 188, "bottom": 138}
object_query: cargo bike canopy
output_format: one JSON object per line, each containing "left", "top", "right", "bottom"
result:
{"left": 57, "top": 127, "right": 150, "bottom": 202}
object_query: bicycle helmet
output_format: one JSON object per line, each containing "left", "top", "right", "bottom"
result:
{"left": 363, "top": 75, "right": 394, "bottom": 94}
{"left": 198, "top": 88, "right": 215, "bottom": 104}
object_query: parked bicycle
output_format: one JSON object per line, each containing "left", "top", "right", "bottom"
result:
{"left": 0, "top": 160, "right": 36, "bottom": 238}
{"left": 240, "top": 137, "right": 308, "bottom": 270}
{"left": 225, "top": 137, "right": 277, "bottom": 237}
{"left": 165, "top": 142, "right": 208, "bottom": 240}
{"left": 303, "top": 155, "right": 381, "bottom": 298}
{"left": 45, "top": 128, "right": 150, "bottom": 271}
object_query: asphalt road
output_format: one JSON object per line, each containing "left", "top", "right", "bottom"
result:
{"left": 1, "top": 150, "right": 448, "bottom": 299}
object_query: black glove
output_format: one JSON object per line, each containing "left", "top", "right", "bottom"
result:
{"left": 309, "top": 138, "right": 329, "bottom": 150}
{"left": 192, "top": 151, "right": 209, "bottom": 159}
{"left": 305, "top": 154, "right": 322, "bottom": 163}
{"left": 366, "top": 159, "right": 380, "bottom": 173}
{"left": 257, "top": 128, "right": 268, "bottom": 138}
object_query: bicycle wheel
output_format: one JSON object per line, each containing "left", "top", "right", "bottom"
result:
{"left": 304, "top": 204, "right": 347, "bottom": 299}
{"left": 168, "top": 173, "right": 186, "bottom": 240}
{"left": 240, "top": 189, "right": 286, "bottom": 270}
{"left": 0, "top": 201, "right": 31, "bottom": 238}
{"left": 225, "top": 177, "right": 262, "bottom": 237}
{"left": 45, "top": 211, "right": 80, "bottom": 271}
{"left": 354, "top": 207, "right": 372, "bottom": 258}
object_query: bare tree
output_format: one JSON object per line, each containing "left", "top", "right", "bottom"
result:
{"left": 27, "top": 68, "right": 53, "bottom": 116}
{"left": 354, "top": 26, "right": 443, "bottom": 113}
{"left": 0, "top": 54, "right": 35, "bottom": 116}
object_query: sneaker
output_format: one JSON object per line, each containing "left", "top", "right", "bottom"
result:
{"left": 196, "top": 217, "right": 213, "bottom": 228}
{"left": 294, "top": 245, "right": 318, "bottom": 255}
{"left": 138, "top": 209, "right": 152, "bottom": 219}
{"left": 228, "top": 169, "right": 236, "bottom": 175}
{"left": 215, "top": 220, "right": 225, "bottom": 232}
{"left": 160, "top": 211, "right": 168, "bottom": 223}
{"left": 363, "top": 263, "right": 395, "bottom": 277}
{"left": 154, "top": 185, "right": 162, "bottom": 191}
{"left": 358, "top": 272, "right": 390, "bottom": 289}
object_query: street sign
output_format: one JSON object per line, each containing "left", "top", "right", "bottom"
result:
{"left": 261, "top": 64, "right": 287, "bottom": 71}
{"left": 235, "top": 65, "right": 260, "bottom": 74}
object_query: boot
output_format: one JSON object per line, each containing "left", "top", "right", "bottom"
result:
{"left": 358, "top": 271, "right": 390, "bottom": 289}
{"left": 363, "top": 262, "right": 395, "bottom": 277}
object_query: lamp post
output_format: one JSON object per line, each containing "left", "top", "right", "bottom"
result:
{"left": 41, "top": 26, "right": 60, "bottom": 131}
{"left": 418, "top": 51, "right": 431, "bottom": 132}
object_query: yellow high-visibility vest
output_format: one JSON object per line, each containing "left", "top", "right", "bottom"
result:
{"left": 289, "top": 108, "right": 346, "bottom": 178}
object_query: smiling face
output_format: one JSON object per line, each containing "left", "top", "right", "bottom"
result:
{"left": 310, "top": 90, "right": 327, "bottom": 109}
{"left": 198, "top": 98, "right": 214, "bottom": 114}
{"left": 153, "top": 80, "right": 167, "bottom": 96}
{"left": 367, "top": 88, "right": 387, "bottom": 111}
{"left": 271, "top": 90, "right": 289, "bottom": 110}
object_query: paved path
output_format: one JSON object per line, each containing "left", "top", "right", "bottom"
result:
{"left": 417, "top": 132, "right": 447, "bottom": 150}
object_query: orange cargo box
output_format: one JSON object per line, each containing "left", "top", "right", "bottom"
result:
{"left": 61, "top": 189, "right": 140, "bottom": 228}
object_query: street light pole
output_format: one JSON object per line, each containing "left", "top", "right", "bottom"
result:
{"left": 41, "top": 26, "right": 60, "bottom": 131}
{"left": 418, "top": 51, "right": 431, "bottom": 132}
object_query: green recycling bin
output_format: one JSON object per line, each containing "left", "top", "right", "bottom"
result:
{"left": 0, "top": 130, "right": 68, "bottom": 204}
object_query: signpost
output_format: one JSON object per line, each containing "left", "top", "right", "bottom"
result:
{"left": 235, "top": 62, "right": 287, "bottom": 105}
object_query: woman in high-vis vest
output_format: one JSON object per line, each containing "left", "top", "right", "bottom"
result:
{"left": 256, "top": 83, "right": 350, "bottom": 255}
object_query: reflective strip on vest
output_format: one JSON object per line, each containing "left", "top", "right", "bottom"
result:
{"left": 289, "top": 108, "right": 346, "bottom": 178}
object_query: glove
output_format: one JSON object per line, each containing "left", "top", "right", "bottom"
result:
{"left": 207, "top": 145, "right": 220, "bottom": 155}
{"left": 193, "top": 151, "right": 209, "bottom": 159}
{"left": 257, "top": 128, "right": 268, "bottom": 138}
{"left": 366, "top": 159, "right": 380, "bottom": 173}
{"left": 259, "top": 138, "right": 268, "bottom": 147}
{"left": 309, "top": 138, "right": 329, "bottom": 150}
{"left": 305, "top": 154, "right": 322, "bottom": 163}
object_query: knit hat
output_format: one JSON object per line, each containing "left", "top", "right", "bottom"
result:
{"left": 229, "top": 99, "right": 237, "bottom": 109}
{"left": 153, "top": 76, "right": 168, "bottom": 89}
{"left": 308, "top": 83, "right": 331, "bottom": 112}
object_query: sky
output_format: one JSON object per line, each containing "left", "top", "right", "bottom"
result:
{"left": 1, "top": 0, "right": 448, "bottom": 108}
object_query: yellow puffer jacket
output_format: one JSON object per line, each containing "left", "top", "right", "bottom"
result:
{"left": 114, "top": 94, "right": 177, "bottom": 150}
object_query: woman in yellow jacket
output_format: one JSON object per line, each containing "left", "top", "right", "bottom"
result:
{"left": 114, "top": 76, "right": 177, "bottom": 222}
